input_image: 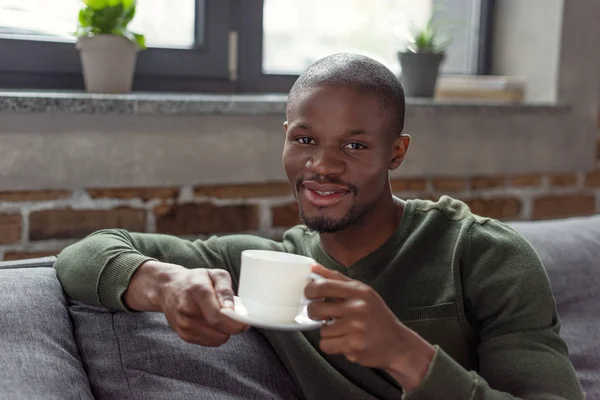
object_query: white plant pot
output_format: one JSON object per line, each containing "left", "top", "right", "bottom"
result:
{"left": 76, "top": 35, "right": 139, "bottom": 94}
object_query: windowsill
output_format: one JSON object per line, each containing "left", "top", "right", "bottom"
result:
{"left": 0, "top": 90, "right": 570, "bottom": 116}
{"left": 0, "top": 89, "right": 590, "bottom": 192}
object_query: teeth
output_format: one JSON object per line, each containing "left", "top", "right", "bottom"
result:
{"left": 316, "top": 191, "right": 335, "bottom": 196}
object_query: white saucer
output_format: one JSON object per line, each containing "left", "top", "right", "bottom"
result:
{"left": 220, "top": 296, "right": 324, "bottom": 331}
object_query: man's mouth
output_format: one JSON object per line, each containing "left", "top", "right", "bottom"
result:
{"left": 301, "top": 181, "right": 350, "bottom": 207}
{"left": 314, "top": 191, "right": 337, "bottom": 196}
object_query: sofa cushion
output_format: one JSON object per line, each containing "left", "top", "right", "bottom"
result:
{"left": 510, "top": 215, "right": 600, "bottom": 398}
{"left": 69, "top": 301, "right": 303, "bottom": 400}
{"left": 0, "top": 267, "right": 94, "bottom": 400}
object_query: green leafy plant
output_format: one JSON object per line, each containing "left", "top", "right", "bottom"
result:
{"left": 404, "top": 17, "right": 452, "bottom": 54}
{"left": 75, "top": 0, "right": 146, "bottom": 50}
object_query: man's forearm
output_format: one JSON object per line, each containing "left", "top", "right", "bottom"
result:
{"left": 124, "top": 260, "right": 186, "bottom": 312}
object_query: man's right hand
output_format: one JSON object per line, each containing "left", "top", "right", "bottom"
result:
{"left": 125, "top": 260, "right": 249, "bottom": 347}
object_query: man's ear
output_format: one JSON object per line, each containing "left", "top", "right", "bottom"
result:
{"left": 389, "top": 134, "right": 410, "bottom": 171}
{"left": 283, "top": 121, "right": 289, "bottom": 133}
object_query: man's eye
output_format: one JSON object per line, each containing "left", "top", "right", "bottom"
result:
{"left": 344, "top": 142, "right": 367, "bottom": 150}
{"left": 295, "top": 137, "right": 315, "bottom": 145}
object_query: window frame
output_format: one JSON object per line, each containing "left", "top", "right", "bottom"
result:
{"left": 0, "top": 0, "right": 235, "bottom": 91}
{"left": 0, "top": 0, "right": 495, "bottom": 93}
{"left": 235, "top": 0, "right": 496, "bottom": 93}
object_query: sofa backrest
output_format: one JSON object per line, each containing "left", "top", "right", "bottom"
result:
{"left": 0, "top": 267, "right": 95, "bottom": 399}
{"left": 0, "top": 255, "right": 56, "bottom": 270}
{"left": 0, "top": 258, "right": 303, "bottom": 400}
{"left": 510, "top": 215, "right": 600, "bottom": 398}
{"left": 1, "top": 214, "right": 598, "bottom": 398}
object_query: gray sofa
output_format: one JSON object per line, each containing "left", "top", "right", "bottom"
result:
{"left": 1, "top": 215, "right": 599, "bottom": 399}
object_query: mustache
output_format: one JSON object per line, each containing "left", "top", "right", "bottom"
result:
{"left": 296, "top": 174, "right": 359, "bottom": 196}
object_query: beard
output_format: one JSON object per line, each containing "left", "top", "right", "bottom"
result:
{"left": 296, "top": 174, "right": 373, "bottom": 233}
{"left": 299, "top": 201, "right": 373, "bottom": 233}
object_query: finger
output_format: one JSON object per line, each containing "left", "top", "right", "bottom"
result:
{"left": 187, "top": 270, "right": 249, "bottom": 335}
{"left": 320, "top": 317, "right": 366, "bottom": 339}
{"left": 196, "top": 296, "right": 248, "bottom": 335}
{"left": 165, "top": 311, "right": 228, "bottom": 345}
{"left": 208, "top": 269, "right": 235, "bottom": 309}
{"left": 305, "top": 279, "right": 369, "bottom": 300}
{"left": 180, "top": 296, "right": 247, "bottom": 336}
{"left": 187, "top": 272, "right": 229, "bottom": 328}
{"left": 177, "top": 323, "right": 232, "bottom": 347}
{"left": 319, "top": 336, "right": 347, "bottom": 356}
{"left": 311, "top": 264, "right": 350, "bottom": 281}
{"left": 307, "top": 298, "right": 351, "bottom": 321}
{"left": 219, "top": 312, "right": 251, "bottom": 334}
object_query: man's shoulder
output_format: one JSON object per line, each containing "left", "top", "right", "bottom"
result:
{"left": 410, "top": 195, "right": 488, "bottom": 224}
{"left": 408, "top": 195, "right": 522, "bottom": 239}
{"left": 409, "top": 195, "right": 531, "bottom": 254}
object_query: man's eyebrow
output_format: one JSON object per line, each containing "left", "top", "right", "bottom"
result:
{"left": 290, "top": 122, "right": 311, "bottom": 130}
{"left": 347, "top": 128, "right": 367, "bottom": 136}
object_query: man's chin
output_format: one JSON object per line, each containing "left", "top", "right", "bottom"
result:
{"left": 300, "top": 210, "right": 355, "bottom": 234}
{"left": 303, "top": 218, "right": 344, "bottom": 233}
{"left": 300, "top": 208, "right": 346, "bottom": 224}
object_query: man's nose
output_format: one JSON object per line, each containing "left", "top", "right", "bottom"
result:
{"left": 306, "top": 147, "right": 345, "bottom": 176}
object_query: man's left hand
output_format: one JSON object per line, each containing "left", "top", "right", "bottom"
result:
{"left": 305, "top": 264, "right": 436, "bottom": 392}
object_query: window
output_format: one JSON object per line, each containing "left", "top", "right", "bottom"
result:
{"left": 237, "top": 0, "right": 493, "bottom": 93}
{"left": 0, "top": 0, "right": 493, "bottom": 92}
{"left": 262, "top": 0, "right": 434, "bottom": 76}
{"left": 0, "top": 0, "right": 232, "bottom": 91}
{"left": 0, "top": 0, "right": 196, "bottom": 47}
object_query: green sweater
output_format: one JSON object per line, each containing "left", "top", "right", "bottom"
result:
{"left": 55, "top": 196, "right": 584, "bottom": 399}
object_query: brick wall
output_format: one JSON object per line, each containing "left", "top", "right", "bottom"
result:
{"left": 1, "top": 144, "right": 599, "bottom": 261}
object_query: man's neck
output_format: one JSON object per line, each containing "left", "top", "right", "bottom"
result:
{"left": 318, "top": 194, "right": 404, "bottom": 267}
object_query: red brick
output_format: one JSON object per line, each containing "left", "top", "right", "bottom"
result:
{"left": 471, "top": 176, "right": 506, "bottom": 190}
{"left": 194, "top": 183, "right": 292, "bottom": 199}
{"left": 29, "top": 208, "right": 146, "bottom": 241}
{"left": 549, "top": 173, "right": 578, "bottom": 187}
{"left": 3, "top": 250, "right": 59, "bottom": 261}
{"left": 155, "top": 203, "right": 258, "bottom": 235}
{"left": 533, "top": 194, "right": 595, "bottom": 220}
{"left": 585, "top": 169, "right": 600, "bottom": 187}
{"left": 390, "top": 178, "right": 427, "bottom": 193}
{"left": 596, "top": 141, "right": 600, "bottom": 160}
{"left": 509, "top": 175, "right": 543, "bottom": 187}
{"left": 0, "top": 214, "right": 22, "bottom": 245}
{"left": 272, "top": 203, "right": 301, "bottom": 227}
{"left": 465, "top": 197, "right": 521, "bottom": 220}
{"left": 431, "top": 177, "right": 467, "bottom": 192}
{"left": 87, "top": 187, "right": 179, "bottom": 201}
{"left": 0, "top": 190, "right": 71, "bottom": 202}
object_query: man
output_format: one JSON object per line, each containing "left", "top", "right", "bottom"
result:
{"left": 55, "top": 53, "right": 584, "bottom": 399}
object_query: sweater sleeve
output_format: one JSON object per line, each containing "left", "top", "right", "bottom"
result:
{"left": 54, "top": 229, "right": 286, "bottom": 312}
{"left": 404, "top": 219, "right": 584, "bottom": 400}
{"left": 54, "top": 229, "right": 231, "bottom": 311}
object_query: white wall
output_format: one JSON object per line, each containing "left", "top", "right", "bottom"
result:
{"left": 492, "top": 0, "right": 564, "bottom": 102}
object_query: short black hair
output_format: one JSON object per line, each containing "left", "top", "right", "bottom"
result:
{"left": 287, "top": 53, "right": 405, "bottom": 136}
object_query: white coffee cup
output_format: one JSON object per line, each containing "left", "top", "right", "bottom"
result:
{"left": 237, "top": 250, "right": 321, "bottom": 323}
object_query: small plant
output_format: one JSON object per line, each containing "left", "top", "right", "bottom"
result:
{"left": 404, "top": 17, "right": 451, "bottom": 55}
{"left": 75, "top": 0, "right": 146, "bottom": 50}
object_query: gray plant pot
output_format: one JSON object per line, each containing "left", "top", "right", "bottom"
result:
{"left": 76, "top": 35, "right": 139, "bottom": 94}
{"left": 397, "top": 52, "right": 445, "bottom": 98}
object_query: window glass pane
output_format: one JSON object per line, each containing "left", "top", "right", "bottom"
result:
{"left": 0, "top": 0, "right": 196, "bottom": 48}
{"left": 262, "top": 0, "right": 482, "bottom": 75}
{"left": 263, "top": 0, "right": 434, "bottom": 75}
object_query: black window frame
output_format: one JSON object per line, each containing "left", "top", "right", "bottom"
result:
{"left": 0, "top": 0, "right": 495, "bottom": 93}
{"left": 235, "top": 0, "right": 495, "bottom": 93}
{"left": 0, "top": 0, "right": 235, "bottom": 92}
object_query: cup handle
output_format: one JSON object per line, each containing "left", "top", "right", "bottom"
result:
{"left": 301, "top": 272, "right": 325, "bottom": 305}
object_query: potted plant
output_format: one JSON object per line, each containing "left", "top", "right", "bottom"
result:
{"left": 397, "top": 17, "right": 451, "bottom": 98}
{"left": 74, "top": 0, "right": 146, "bottom": 94}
